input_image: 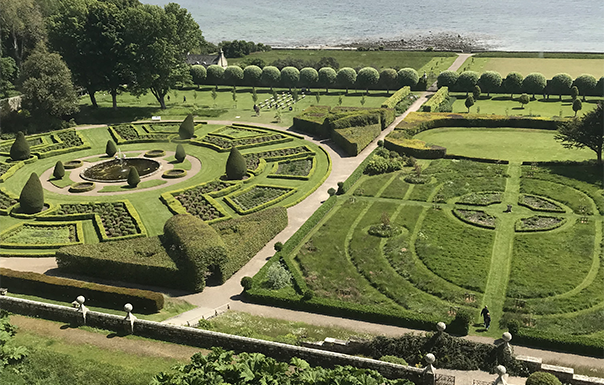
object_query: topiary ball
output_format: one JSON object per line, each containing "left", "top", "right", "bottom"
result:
{"left": 240, "top": 276, "right": 253, "bottom": 291}
{"left": 526, "top": 372, "right": 562, "bottom": 385}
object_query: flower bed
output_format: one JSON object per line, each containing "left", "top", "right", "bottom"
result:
{"left": 0, "top": 189, "right": 18, "bottom": 213}
{"left": 0, "top": 222, "right": 82, "bottom": 248}
{"left": 202, "top": 133, "right": 288, "bottom": 151}
{"left": 212, "top": 126, "right": 262, "bottom": 138}
{"left": 244, "top": 146, "right": 314, "bottom": 171}
{"left": 110, "top": 125, "right": 170, "bottom": 143}
{"left": 226, "top": 185, "right": 295, "bottom": 214}
{"left": 516, "top": 215, "right": 566, "bottom": 232}
{"left": 163, "top": 169, "right": 187, "bottom": 178}
{"left": 69, "top": 182, "right": 95, "bottom": 193}
{"left": 404, "top": 175, "right": 431, "bottom": 184}
{"left": 64, "top": 160, "right": 83, "bottom": 169}
{"left": 518, "top": 194, "right": 565, "bottom": 212}
{"left": 452, "top": 209, "right": 497, "bottom": 229}
{"left": 273, "top": 158, "right": 313, "bottom": 177}
{"left": 175, "top": 193, "right": 225, "bottom": 221}
{"left": 144, "top": 149, "right": 166, "bottom": 158}
{"left": 368, "top": 224, "right": 402, "bottom": 238}
{"left": 457, "top": 192, "right": 503, "bottom": 206}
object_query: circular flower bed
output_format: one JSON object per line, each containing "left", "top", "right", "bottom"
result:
{"left": 163, "top": 169, "right": 187, "bottom": 178}
{"left": 64, "top": 160, "right": 83, "bottom": 169}
{"left": 516, "top": 215, "right": 565, "bottom": 232}
{"left": 453, "top": 209, "right": 496, "bottom": 229}
{"left": 144, "top": 149, "right": 166, "bottom": 158}
{"left": 69, "top": 182, "right": 95, "bottom": 193}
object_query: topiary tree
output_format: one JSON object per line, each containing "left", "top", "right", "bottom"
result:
{"left": 472, "top": 85, "right": 481, "bottom": 100}
{"left": 299, "top": 67, "right": 318, "bottom": 89}
{"left": 179, "top": 114, "right": 195, "bottom": 139}
{"left": 53, "top": 161, "right": 65, "bottom": 179}
{"left": 336, "top": 67, "right": 357, "bottom": 94}
{"left": 379, "top": 68, "right": 397, "bottom": 94}
{"left": 437, "top": 70, "right": 459, "bottom": 89}
{"left": 190, "top": 65, "right": 207, "bottom": 88}
{"left": 226, "top": 147, "right": 246, "bottom": 180}
{"left": 456, "top": 71, "right": 479, "bottom": 95}
{"left": 318, "top": 67, "right": 337, "bottom": 93}
{"left": 518, "top": 93, "right": 530, "bottom": 109}
{"left": 503, "top": 72, "right": 524, "bottom": 99}
{"left": 477, "top": 71, "right": 502, "bottom": 97}
{"left": 573, "top": 98, "right": 582, "bottom": 117}
{"left": 223, "top": 65, "right": 244, "bottom": 88}
{"left": 570, "top": 85, "right": 579, "bottom": 101}
{"left": 522, "top": 72, "right": 547, "bottom": 99}
{"left": 526, "top": 372, "right": 562, "bottom": 385}
{"left": 280, "top": 66, "right": 300, "bottom": 92}
{"left": 243, "top": 65, "right": 262, "bottom": 89}
{"left": 175, "top": 144, "right": 186, "bottom": 162}
{"left": 240, "top": 276, "right": 253, "bottom": 291}
{"left": 106, "top": 140, "right": 117, "bottom": 157}
{"left": 550, "top": 73, "right": 573, "bottom": 101}
{"left": 19, "top": 172, "right": 44, "bottom": 214}
{"left": 398, "top": 68, "right": 419, "bottom": 88}
{"left": 465, "top": 95, "right": 475, "bottom": 113}
{"left": 261, "top": 66, "right": 280, "bottom": 90}
{"left": 206, "top": 65, "right": 224, "bottom": 89}
{"left": 356, "top": 67, "right": 379, "bottom": 95}
{"left": 127, "top": 166, "right": 140, "bottom": 187}
{"left": 10, "top": 131, "right": 30, "bottom": 161}
{"left": 573, "top": 74, "right": 597, "bottom": 101}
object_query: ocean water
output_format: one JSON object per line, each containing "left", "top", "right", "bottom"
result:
{"left": 144, "top": 0, "right": 604, "bottom": 52}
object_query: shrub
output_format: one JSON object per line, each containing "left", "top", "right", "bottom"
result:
{"left": 241, "top": 276, "right": 253, "bottom": 290}
{"left": 336, "top": 181, "right": 345, "bottom": 195}
{"left": 421, "top": 87, "right": 449, "bottom": 112}
{"left": 381, "top": 86, "right": 411, "bottom": 109}
{"left": 10, "top": 132, "right": 30, "bottom": 161}
{"left": 190, "top": 64, "right": 207, "bottom": 86}
{"left": 455, "top": 71, "right": 480, "bottom": 93}
{"left": 265, "top": 261, "right": 292, "bottom": 289}
{"left": 19, "top": 172, "right": 44, "bottom": 214}
{"left": 398, "top": 68, "right": 419, "bottom": 88}
{"left": 327, "top": 187, "right": 336, "bottom": 196}
{"left": 274, "top": 242, "right": 283, "bottom": 252}
{"left": 302, "top": 290, "right": 314, "bottom": 301}
{"left": 127, "top": 166, "right": 140, "bottom": 187}
{"left": 437, "top": 70, "right": 458, "bottom": 89}
{"left": 380, "top": 356, "right": 408, "bottom": 366}
{"left": 448, "top": 308, "right": 473, "bottom": 335}
{"left": 53, "top": 161, "right": 65, "bottom": 179}
{"left": 105, "top": 140, "right": 117, "bottom": 157}
{"left": 179, "top": 114, "right": 195, "bottom": 139}
{"left": 226, "top": 147, "right": 247, "bottom": 179}
{"left": 526, "top": 372, "right": 562, "bottom": 385}
{"left": 175, "top": 144, "right": 186, "bottom": 162}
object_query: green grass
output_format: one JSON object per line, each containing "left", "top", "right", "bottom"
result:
{"left": 520, "top": 178, "right": 594, "bottom": 214}
{"left": 352, "top": 173, "right": 397, "bottom": 197}
{"left": 380, "top": 172, "right": 411, "bottom": 199}
{"left": 49, "top": 172, "right": 72, "bottom": 188}
{"left": 230, "top": 50, "right": 456, "bottom": 71}
{"left": 98, "top": 178, "right": 167, "bottom": 193}
{"left": 415, "top": 127, "right": 595, "bottom": 162}
{"left": 460, "top": 57, "right": 604, "bottom": 78}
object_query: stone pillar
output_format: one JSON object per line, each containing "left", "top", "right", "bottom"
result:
{"left": 422, "top": 353, "right": 436, "bottom": 385}
{"left": 436, "top": 322, "right": 446, "bottom": 334}
{"left": 501, "top": 332, "right": 513, "bottom": 354}
{"left": 75, "top": 296, "right": 88, "bottom": 326}
{"left": 123, "top": 303, "right": 137, "bottom": 335}
{"left": 494, "top": 365, "right": 508, "bottom": 385}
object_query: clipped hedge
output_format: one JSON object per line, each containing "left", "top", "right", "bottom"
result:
{"left": 292, "top": 106, "right": 331, "bottom": 138}
{"left": 332, "top": 124, "right": 381, "bottom": 156}
{"left": 224, "top": 185, "right": 296, "bottom": 215}
{"left": 0, "top": 268, "right": 164, "bottom": 313}
{"left": 381, "top": 86, "right": 411, "bottom": 109}
{"left": 421, "top": 86, "right": 449, "bottom": 112}
{"left": 0, "top": 221, "right": 84, "bottom": 249}
{"left": 385, "top": 133, "right": 446, "bottom": 159}
{"left": 0, "top": 161, "right": 24, "bottom": 183}
{"left": 514, "top": 328, "right": 604, "bottom": 358}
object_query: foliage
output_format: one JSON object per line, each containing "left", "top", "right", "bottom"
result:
{"left": 336, "top": 67, "right": 357, "bottom": 93}
{"left": 573, "top": 74, "right": 597, "bottom": 100}
{"left": 207, "top": 64, "right": 225, "bottom": 87}
{"left": 398, "top": 68, "right": 419, "bottom": 88}
{"left": 437, "top": 70, "right": 458, "bottom": 88}
{"left": 318, "top": 67, "right": 337, "bottom": 92}
{"left": 572, "top": 99, "right": 582, "bottom": 116}
{"left": 219, "top": 40, "right": 271, "bottom": 58}
{"left": 379, "top": 68, "right": 397, "bottom": 93}
{"left": 472, "top": 85, "right": 481, "bottom": 100}
{"left": 549, "top": 73, "right": 573, "bottom": 100}
{"left": 381, "top": 86, "right": 411, "bottom": 109}
{"left": 465, "top": 95, "right": 475, "bottom": 112}
{"left": 241, "top": 276, "right": 253, "bottom": 290}
{"left": 52, "top": 160, "right": 65, "bottom": 179}
{"left": 518, "top": 93, "right": 530, "bottom": 108}
{"left": 243, "top": 65, "right": 262, "bottom": 87}
{"left": 0, "top": 309, "right": 28, "bottom": 371}
{"left": 179, "top": 113, "right": 195, "bottom": 139}
{"left": 105, "top": 140, "right": 117, "bottom": 157}
{"left": 526, "top": 372, "right": 562, "bottom": 385}
{"left": 266, "top": 261, "right": 293, "bottom": 290}
{"left": 522, "top": 73, "right": 547, "bottom": 98}
{"left": 356, "top": 67, "right": 380, "bottom": 93}
{"left": 10, "top": 132, "right": 30, "bottom": 161}
{"left": 280, "top": 66, "right": 300, "bottom": 91}
{"left": 127, "top": 166, "right": 140, "bottom": 187}
{"left": 226, "top": 147, "right": 247, "bottom": 179}
{"left": 175, "top": 143, "right": 186, "bottom": 162}
{"left": 503, "top": 72, "right": 523, "bottom": 98}
{"left": 421, "top": 86, "right": 449, "bottom": 112}
{"left": 570, "top": 85, "right": 579, "bottom": 100}
{"left": 555, "top": 102, "right": 603, "bottom": 162}
{"left": 299, "top": 67, "right": 318, "bottom": 88}
{"left": 19, "top": 172, "right": 44, "bottom": 214}
{"left": 190, "top": 64, "right": 207, "bottom": 86}
{"left": 224, "top": 65, "right": 244, "bottom": 87}
{"left": 455, "top": 71, "right": 479, "bottom": 93}
{"left": 478, "top": 71, "right": 502, "bottom": 97}
{"left": 261, "top": 66, "right": 280, "bottom": 89}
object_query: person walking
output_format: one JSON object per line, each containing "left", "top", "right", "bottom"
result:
{"left": 481, "top": 306, "right": 489, "bottom": 328}
{"left": 484, "top": 312, "right": 491, "bottom": 330}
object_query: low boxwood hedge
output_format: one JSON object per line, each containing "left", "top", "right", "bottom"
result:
{"left": 381, "top": 87, "right": 411, "bottom": 109}
{"left": 514, "top": 328, "right": 604, "bottom": 358}
{"left": 0, "top": 267, "right": 164, "bottom": 313}
{"left": 0, "top": 161, "right": 24, "bottom": 182}
{"left": 421, "top": 87, "right": 449, "bottom": 112}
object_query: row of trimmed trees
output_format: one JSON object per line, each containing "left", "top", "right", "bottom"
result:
{"left": 438, "top": 71, "right": 603, "bottom": 100}
{"left": 190, "top": 65, "right": 424, "bottom": 94}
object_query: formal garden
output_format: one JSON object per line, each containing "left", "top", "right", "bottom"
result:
{"left": 244, "top": 109, "right": 604, "bottom": 357}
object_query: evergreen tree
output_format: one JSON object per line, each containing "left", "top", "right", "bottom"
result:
{"left": 127, "top": 166, "right": 140, "bottom": 187}
{"left": 175, "top": 144, "right": 186, "bottom": 162}
{"left": 106, "top": 140, "right": 117, "bottom": 157}
{"left": 19, "top": 172, "right": 44, "bottom": 214}
{"left": 53, "top": 161, "right": 65, "bottom": 179}
{"left": 465, "top": 95, "right": 475, "bottom": 113}
{"left": 179, "top": 114, "right": 195, "bottom": 139}
{"left": 10, "top": 132, "right": 30, "bottom": 161}
{"left": 225, "top": 147, "right": 246, "bottom": 180}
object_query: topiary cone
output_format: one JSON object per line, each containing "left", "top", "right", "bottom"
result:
{"left": 127, "top": 166, "right": 140, "bottom": 187}
{"left": 225, "top": 147, "right": 246, "bottom": 180}
{"left": 179, "top": 114, "right": 195, "bottom": 139}
{"left": 175, "top": 144, "right": 186, "bottom": 163}
{"left": 19, "top": 172, "right": 44, "bottom": 214}
{"left": 10, "top": 131, "right": 30, "bottom": 161}
{"left": 106, "top": 140, "right": 117, "bottom": 157}
{"left": 53, "top": 161, "right": 65, "bottom": 179}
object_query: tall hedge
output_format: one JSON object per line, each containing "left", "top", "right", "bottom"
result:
{"left": 106, "top": 140, "right": 117, "bottom": 157}
{"left": 53, "top": 160, "right": 65, "bottom": 179}
{"left": 163, "top": 214, "right": 228, "bottom": 292}
{"left": 19, "top": 172, "right": 44, "bottom": 214}
{"left": 10, "top": 131, "right": 30, "bottom": 161}
{"left": 226, "top": 147, "right": 246, "bottom": 179}
{"left": 179, "top": 114, "right": 195, "bottom": 139}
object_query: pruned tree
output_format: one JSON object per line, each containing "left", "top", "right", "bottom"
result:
{"left": 106, "top": 140, "right": 117, "bottom": 157}
{"left": 207, "top": 65, "right": 225, "bottom": 89}
{"left": 550, "top": 73, "right": 573, "bottom": 101}
{"left": 477, "top": 71, "right": 502, "bottom": 97}
{"left": 225, "top": 147, "right": 247, "bottom": 179}
{"left": 336, "top": 67, "right": 357, "bottom": 95}
{"left": 518, "top": 93, "right": 530, "bottom": 109}
{"left": 19, "top": 172, "right": 44, "bottom": 214}
{"left": 437, "top": 70, "right": 459, "bottom": 89}
{"left": 179, "top": 114, "right": 195, "bottom": 139}
{"left": 356, "top": 67, "right": 379, "bottom": 95}
{"left": 190, "top": 65, "right": 206, "bottom": 88}
{"left": 398, "top": 68, "right": 419, "bottom": 88}
{"left": 260, "top": 65, "right": 280, "bottom": 90}
{"left": 53, "top": 161, "right": 65, "bottom": 179}
{"left": 522, "top": 72, "right": 546, "bottom": 99}
{"left": 456, "top": 71, "right": 479, "bottom": 95}
{"left": 127, "top": 166, "right": 140, "bottom": 187}
{"left": 280, "top": 66, "right": 300, "bottom": 92}
{"left": 224, "top": 65, "right": 244, "bottom": 88}
{"left": 465, "top": 95, "right": 474, "bottom": 113}
{"left": 299, "top": 67, "right": 318, "bottom": 89}
{"left": 573, "top": 74, "right": 597, "bottom": 101}
{"left": 556, "top": 102, "right": 603, "bottom": 163}
{"left": 472, "top": 85, "right": 481, "bottom": 100}
{"left": 503, "top": 72, "right": 523, "bottom": 99}
{"left": 175, "top": 144, "right": 186, "bottom": 162}
{"left": 379, "top": 68, "right": 397, "bottom": 94}
{"left": 572, "top": 99, "right": 582, "bottom": 117}
{"left": 318, "top": 67, "right": 336, "bottom": 93}
{"left": 10, "top": 132, "right": 30, "bottom": 161}
{"left": 570, "top": 85, "right": 579, "bottom": 101}
{"left": 243, "top": 65, "right": 262, "bottom": 89}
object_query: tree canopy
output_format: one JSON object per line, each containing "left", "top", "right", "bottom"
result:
{"left": 336, "top": 67, "right": 357, "bottom": 94}
{"left": 318, "top": 67, "right": 336, "bottom": 93}
{"left": 356, "top": 67, "right": 379, "bottom": 94}
{"left": 555, "top": 102, "right": 603, "bottom": 163}
{"left": 437, "top": 70, "right": 458, "bottom": 89}
{"left": 522, "top": 73, "right": 546, "bottom": 99}
{"left": 398, "top": 68, "right": 419, "bottom": 88}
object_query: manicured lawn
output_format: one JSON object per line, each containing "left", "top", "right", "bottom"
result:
{"left": 415, "top": 127, "right": 595, "bottom": 162}
{"left": 460, "top": 57, "right": 604, "bottom": 78}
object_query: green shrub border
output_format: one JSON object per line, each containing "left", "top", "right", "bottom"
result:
{"left": 64, "top": 160, "right": 84, "bottom": 169}
{"left": 0, "top": 187, "right": 19, "bottom": 215}
{"left": 69, "top": 182, "right": 96, "bottom": 193}
{"left": 0, "top": 161, "right": 24, "bottom": 182}
{"left": 193, "top": 135, "right": 293, "bottom": 153}
{"left": 10, "top": 202, "right": 59, "bottom": 219}
{"left": 232, "top": 123, "right": 305, "bottom": 139}
{"left": 341, "top": 148, "right": 378, "bottom": 193}
{"left": 108, "top": 125, "right": 172, "bottom": 145}
{"left": 144, "top": 149, "right": 166, "bottom": 158}
{"left": 0, "top": 267, "right": 164, "bottom": 313}
{"left": 162, "top": 169, "right": 187, "bottom": 178}
{"left": 267, "top": 155, "right": 316, "bottom": 180}
{"left": 160, "top": 190, "right": 231, "bottom": 224}
{"left": 224, "top": 184, "right": 296, "bottom": 215}
{"left": 421, "top": 87, "right": 449, "bottom": 112}
{"left": 381, "top": 86, "right": 411, "bottom": 109}
{"left": 455, "top": 191, "right": 504, "bottom": 206}
{"left": 514, "top": 216, "right": 567, "bottom": 232}
{"left": 36, "top": 129, "right": 92, "bottom": 159}
{"left": 514, "top": 328, "right": 604, "bottom": 358}
{"left": 0, "top": 221, "right": 84, "bottom": 249}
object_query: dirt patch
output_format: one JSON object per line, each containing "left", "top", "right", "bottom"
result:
{"left": 11, "top": 315, "right": 204, "bottom": 361}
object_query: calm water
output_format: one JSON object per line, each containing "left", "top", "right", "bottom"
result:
{"left": 145, "top": 0, "right": 604, "bottom": 52}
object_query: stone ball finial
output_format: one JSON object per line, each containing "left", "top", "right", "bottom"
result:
{"left": 436, "top": 322, "right": 446, "bottom": 332}
{"left": 425, "top": 353, "right": 436, "bottom": 364}
{"left": 496, "top": 365, "right": 506, "bottom": 375}
{"left": 124, "top": 303, "right": 133, "bottom": 312}
{"left": 76, "top": 295, "right": 85, "bottom": 304}
{"left": 502, "top": 332, "right": 512, "bottom": 342}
